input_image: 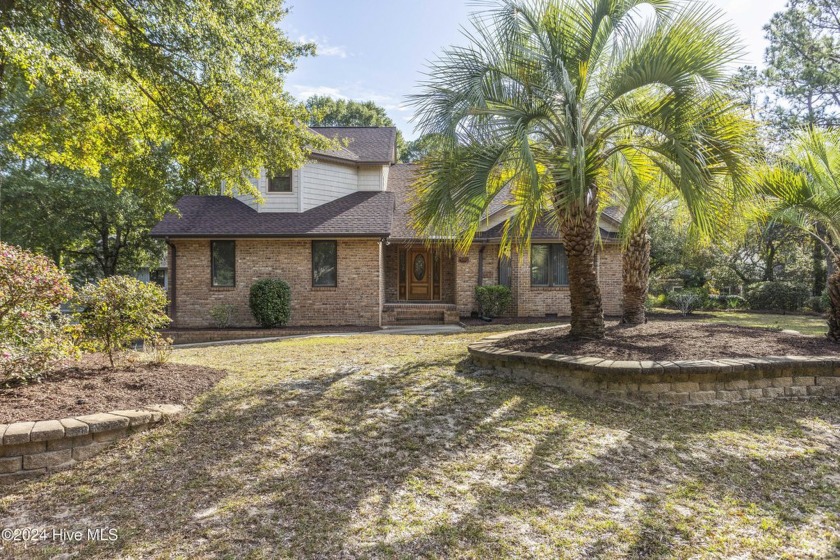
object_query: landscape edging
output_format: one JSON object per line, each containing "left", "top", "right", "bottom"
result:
{"left": 468, "top": 327, "right": 840, "bottom": 405}
{"left": 0, "top": 404, "right": 184, "bottom": 484}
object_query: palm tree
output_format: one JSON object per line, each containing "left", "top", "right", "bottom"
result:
{"left": 759, "top": 127, "right": 840, "bottom": 340}
{"left": 410, "top": 0, "right": 752, "bottom": 338}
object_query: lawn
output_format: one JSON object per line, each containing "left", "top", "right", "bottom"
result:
{"left": 653, "top": 308, "right": 830, "bottom": 336}
{"left": 1, "top": 326, "right": 840, "bottom": 558}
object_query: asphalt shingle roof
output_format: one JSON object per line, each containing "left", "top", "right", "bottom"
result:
{"left": 311, "top": 127, "right": 397, "bottom": 164}
{"left": 476, "top": 218, "right": 619, "bottom": 242}
{"left": 388, "top": 163, "right": 422, "bottom": 239}
{"left": 150, "top": 192, "right": 393, "bottom": 238}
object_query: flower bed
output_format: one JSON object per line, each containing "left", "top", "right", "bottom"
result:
{"left": 469, "top": 327, "right": 840, "bottom": 405}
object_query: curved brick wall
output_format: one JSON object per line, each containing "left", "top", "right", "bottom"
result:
{"left": 0, "top": 405, "right": 183, "bottom": 484}
{"left": 469, "top": 331, "right": 840, "bottom": 405}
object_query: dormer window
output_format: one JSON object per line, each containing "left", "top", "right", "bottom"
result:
{"left": 268, "top": 170, "right": 292, "bottom": 193}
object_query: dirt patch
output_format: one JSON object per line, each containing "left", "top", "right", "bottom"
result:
{"left": 495, "top": 320, "right": 840, "bottom": 361}
{"left": 0, "top": 355, "right": 226, "bottom": 423}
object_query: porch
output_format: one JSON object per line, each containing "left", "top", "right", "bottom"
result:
{"left": 382, "top": 243, "right": 460, "bottom": 325}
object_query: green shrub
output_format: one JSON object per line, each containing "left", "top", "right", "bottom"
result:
{"left": 645, "top": 293, "right": 667, "bottom": 311}
{"left": 210, "top": 303, "right": 235, "bottom": 328}
{"left": 745, "top": 281, "right": 809, "bottom": 312}
{"left": 668, "top": 289, "right": 707, "bottom": 316}
{"left": 723, "top": 295, "right": 748, "bottom": 309}
{"left": 0, "top": 243, "right": 76, "bottom": 384}
{"left": 75, "top": 276, "right": 171, "bottom": 366}
{"left": 249, "top": 279, "right": 292, "bottom": 327}
{"left": 804, "top": 292, "right": 830, "bottom": 313}
{"left": 475, "top": 285, "right": 512, "bottom": 318}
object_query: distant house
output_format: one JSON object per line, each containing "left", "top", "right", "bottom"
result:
{"left": 150, "top": 127, "right": 623, "bottom": 327}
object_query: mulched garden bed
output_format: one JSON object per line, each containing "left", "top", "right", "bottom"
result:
{"left": 0, "top": 354, "right": 226, "bottom": 423}
{"left": 495, "top": 320, "right": 840, "bottom": 361}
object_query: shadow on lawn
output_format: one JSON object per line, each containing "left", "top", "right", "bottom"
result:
{"left": 1, "top": 338, "right": 840, "bottom": 558}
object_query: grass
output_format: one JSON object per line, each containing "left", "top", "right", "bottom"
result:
{"left": 654, "top": 308, "right": 830, "bottom": 336}
{"left": 1, "top": 325, "right": 839, "bottom": 558}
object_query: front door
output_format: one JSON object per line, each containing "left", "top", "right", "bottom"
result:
{"left": 407, "top": 248, "right": 432, "bottom": 300}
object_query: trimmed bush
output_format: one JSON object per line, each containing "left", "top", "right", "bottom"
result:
{"left": 75, "top": 276, "right": 171, "bottom": 366}
{"left": 249, "top": 279, "right": 292, "bottom": 327}
{"left": 0, "top": 243, "right": 76, "bottom": 383}
{"left": 475, "top": 285, "right": 512, "bottom": 318}
{"left": 745, "top": 281, "right": 809, "bottom": 312}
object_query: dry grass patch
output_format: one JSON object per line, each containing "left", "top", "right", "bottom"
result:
{"left": 0, "top": 327, "right": 839, "bottom": 558}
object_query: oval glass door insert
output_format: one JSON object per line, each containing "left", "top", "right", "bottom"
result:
{"left": 413, "top": 254, "right": 426, "bottom": 281}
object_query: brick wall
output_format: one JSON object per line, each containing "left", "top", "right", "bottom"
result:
{"left": 170, "top": 239, "right": 383, "bottom": 328}
{"left": 456, "top": 242, "right": 623, "bottom": 318}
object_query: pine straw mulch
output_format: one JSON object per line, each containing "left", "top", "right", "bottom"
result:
{"left": 495, "top": 320, "right": 840, "bottom": 361}
{"left": 0, "top": 354, "right": 227, "bottom": 423}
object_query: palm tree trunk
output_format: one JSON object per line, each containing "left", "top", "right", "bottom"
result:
{"left": 622, "top": 224, "right": 650, "bottom": 325}
{"left": 558, "top": 195, "right": 605, "bottom": 339}
{"left": 827, "top": 256, "right": 840, "bottom": 341}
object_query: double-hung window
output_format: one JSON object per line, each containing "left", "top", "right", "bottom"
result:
{"left": 268, "top": 170, "right": 292, "bottom": 193}
{"left": 498, "top": 257, "right": 512, "bottom": 287}
{"left": 211, "top": 240, "right": 236, "bottom": 287}
{"left": 312, "top": 241, "right": 337, "bottom": 287}
{"left": 531, "top": 244, "right": 569, "bottom": 287}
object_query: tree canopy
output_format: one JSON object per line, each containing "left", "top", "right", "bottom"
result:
{"left": 305, "top": 95, "right": 407, "bottom": 160}
{"left": 764, "top": 0, "right": 840, "bottom": 128}
{"left": 0, "top": 0, "right": 328, "bottom": 199}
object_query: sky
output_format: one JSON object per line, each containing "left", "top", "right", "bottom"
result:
{"left": 283, "top": 0, "right": 789, "bottom": 140}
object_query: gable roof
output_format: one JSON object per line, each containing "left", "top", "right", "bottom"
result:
{"left": 150, "top": 192, "right": 393, "bottom": 239}
{"left": 388, "top": 163, "right": 422, "bottom": 239}
{"left": 310, "top": 127, "right": 397, "bottom": 164}
{"left": 387, "top": 163, "right": 618, "bottom": 242}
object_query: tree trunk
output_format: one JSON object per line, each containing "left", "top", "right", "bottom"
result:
{"left": 827, "top": 256, "right": 840, "bottom": 342}
{"left": 557, "top": 194, "right": 605, "bottom": 339}
{"left": 812, "top": 236, "right": 826, "bottom": 296}
{"left": 621, "top": 224, "right": 650, "bottom": 325}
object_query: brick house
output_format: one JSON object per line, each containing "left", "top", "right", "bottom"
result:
{"left": 150, "top": 127, "right": 623, "bottom": 327}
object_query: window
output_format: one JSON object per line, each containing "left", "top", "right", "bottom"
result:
{"left": 499, "top": 257, "right": 512, "bottom": 288}
{"left": 211, "top": 241, "right": 236, "bottom": 287}
{"left": 531, "top": 244, "right": 568, "bottom": 286}
{"left": 312, "top": 241, "right": 337, "bottom": 287}
{"left": 268, "top": 170, "right": 292, "bottom": 193}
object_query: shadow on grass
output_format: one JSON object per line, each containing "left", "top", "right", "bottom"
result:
{"left": 1, "top": 334, "right": 839, "bottom": 558}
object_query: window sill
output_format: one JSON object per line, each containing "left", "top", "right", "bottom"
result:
{"left": 312, "top": 286, "right": 338, "bottom": 291}
{"left": 529, "top": 285, "right": 570, "bottom": 291}
{"left": 210, "top": 286, "right": 237, "bottom": 291}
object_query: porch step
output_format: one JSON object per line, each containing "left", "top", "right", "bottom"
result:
{"left": 382, "top": 303, "right": 460, "bottom": 326}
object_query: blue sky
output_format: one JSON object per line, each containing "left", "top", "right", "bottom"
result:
{"left": 283, "top": 0, "right": 788, "bottom": 140}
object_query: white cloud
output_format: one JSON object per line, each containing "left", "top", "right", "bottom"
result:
{"left": 288, "top": 84, "right": 348, "bottom": 100}
{"left": 298, "top": 35, "right": 348, "bottom": 59}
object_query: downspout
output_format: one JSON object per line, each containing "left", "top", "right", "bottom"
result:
{"left": 166, "top": 239, "right": 177, "bottom": 324}
{"left": 477, "top": 245, "right": 485, "bottom": 287}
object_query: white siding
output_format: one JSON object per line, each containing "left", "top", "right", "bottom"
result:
{"left": 301, "top": 161, "right": 359, "bottom": 211}
{"left": 234, "top": 160, "right": 389, "bottom": 213}
{"left": 233, "top": 176, "right": 261, "bottom": 211}
{"left": 358, "top": 165, "right": 384, "bottom": 191}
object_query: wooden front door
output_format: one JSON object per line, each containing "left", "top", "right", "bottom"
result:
{"left": 407, "top": 248, "right": 432, "bottom": 300}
